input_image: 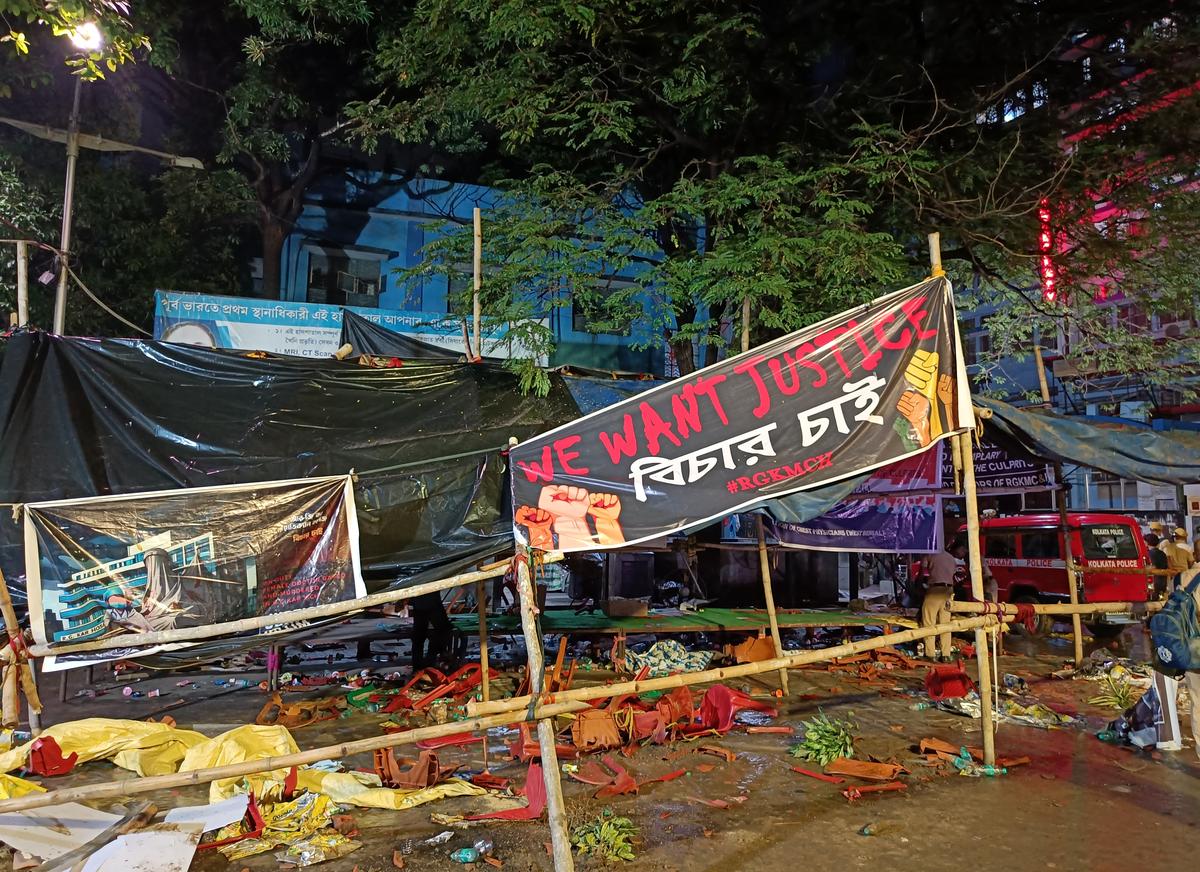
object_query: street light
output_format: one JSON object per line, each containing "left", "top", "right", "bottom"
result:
{"left": 67, "top": 22, "right": 103, "bottom": 52}
{"left": 51, "top": 23, "right": 103, "bottom": 334}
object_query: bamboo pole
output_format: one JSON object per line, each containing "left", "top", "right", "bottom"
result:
{"left": 0, "top": 698, "right": 591, "bottom": 815}
{"left": 0, "top": 614, "right": 1002, "bottom": 816}
{"left": 950, "top": 599, "right": 1162, "bottom": 616}
{"left": 15, "top": 241, "right": 29, "bottom": 328}
{"left": 30, "top": 555, "right": 562, "bottom": 659}
{"left": 476, "top": 577, "right": 491, "bottom": 772}
{"left": 755, "top": 517, "right": 789, "bottom": 695}
{"left": 472, "top": 207, "right": 483, "bottom": 360}
{"left": 467, "top": 614, "right": 998, "bottom": 718}
{"left": 928, "top": 230, "right": 995, "bottom": 766}
{"left": 513, "top": 544, "right": 575, "bottom": 872}
{"left": 1035, "top": 345, "right": 1084, "bottom": 667}
{"left": 958, "top": 431, "right": 997, "bottom": 767}
{"left": 0, "top": 568, "right": 40, "bottom": 733}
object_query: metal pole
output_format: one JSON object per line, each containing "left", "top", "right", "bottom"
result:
{"left": 52, "top": 76, "right": 83, "bottom": 335}
{"left": 15, "top": 240, "right": 28, "bottom": 327}
{"left": 1035, "top": 346, "right": 1084, "bottom": 667}
{"left": 472, "top": 207, "right": 482, "bottom": 360}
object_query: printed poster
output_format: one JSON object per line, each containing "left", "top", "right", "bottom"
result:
{"left": 24, "top": 476, "right": 365, "bottom": 670}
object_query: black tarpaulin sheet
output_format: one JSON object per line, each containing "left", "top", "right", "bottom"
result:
{"left": 339, "top": 309, "right": 460, "bottom": 359}
{"left": 0, "top": 332, "right": 579, "bottom": 597}
{"left": 978, "top": 396, "right": 1200, "bottom": 486}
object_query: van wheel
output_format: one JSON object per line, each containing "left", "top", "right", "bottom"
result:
{"left": 1086, "top": 622, "right": 1126, "bottom": 641}
{"left": 1011, "top": 594, "right": 1052, "bottom": 637}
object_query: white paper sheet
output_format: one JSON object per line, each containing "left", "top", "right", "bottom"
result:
{"left": 80, "top": 823, "right": 203, "bottom": 872}
{"left": 162, "top": 793, "right": 249, "bottom": 832}
{"left": 0, "top": 802, "right": 120, "bottom": 861}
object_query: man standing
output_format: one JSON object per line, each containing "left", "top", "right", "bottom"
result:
{"left": 1166, "top": 527, "right": 1195, "bottom": 589}
{"left": 410, "top": 591, "right": 454, "bottom": 672}
{"left": 1145, "top": 533, "right": 1171, "bottom": 598}
{"left": 921, "top": 538, "right": 967, "bottom": 661}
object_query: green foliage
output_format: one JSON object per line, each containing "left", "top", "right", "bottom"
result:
{"left": 788, "top": 710, "right": 857, "bottom": 766}
{"left": 0, "top": 1, "right": 152, "bottom": 79}
{"left": 0, "top": 142, "right": 253, "bottom": 334}
{"left": 571, "top": 808, "right": 638, "bottom": 863}
{"left": 0, "top": 153, "right": 56, "bottom": 323}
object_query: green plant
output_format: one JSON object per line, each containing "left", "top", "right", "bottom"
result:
{"left": 1087, "top": 674, "right": 1137, "bottom": 711}
{"left": 571, "top": 808, "right": 638, "bottom": 863}
{"left": 789, "top": 710, "right": 856, "bottom": 766}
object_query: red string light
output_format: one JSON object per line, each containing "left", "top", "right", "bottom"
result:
{"left": 1038, "top": 199, "right": 1057, "bottom": 302}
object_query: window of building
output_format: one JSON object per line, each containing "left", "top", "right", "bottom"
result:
{"left": 306, "top": 247, "right": 384, "bottom": 306}
{"left": 446, "top": 268, "right": 473, "bottom": 315}
{"left": 964, "top": 318, "right": 991, "bottom": 366}
{"left": 1021, "top": 531, "right": 1061, "bottom": 559}
{"left": 571, "top": 280, "right": 635, "bottom": 336}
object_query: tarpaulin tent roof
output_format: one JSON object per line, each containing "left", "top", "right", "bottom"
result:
{"left": 978, "top": 396, "right": 1200, "bottom": 486}
{"left": 338, "top": 309, "right": 461, "bottom": 360}
{"left": 0, "top": 331, "right": 579, "bottom": 595}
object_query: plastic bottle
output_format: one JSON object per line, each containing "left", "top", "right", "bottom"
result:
{"left": 977, "top": 765, "right": 1007, "bottom": 777}
{"left": 473, "top": 837, "right": 494, "bottom": 857}
{"left": 450, "top": 847, "right": 481, "bottom": 863}
{"left": 908, "top": 701, "right": 933, "bottom": 711}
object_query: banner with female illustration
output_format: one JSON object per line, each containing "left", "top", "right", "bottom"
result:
{"left": 509, "top": 277, "right": 974, "bottom": 551}
{"left": 24, "top": 475, "right": 365, "bottom": 670}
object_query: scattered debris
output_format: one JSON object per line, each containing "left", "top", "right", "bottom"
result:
{"left": 843, "top": 781, "right": 907, "bottom": 802}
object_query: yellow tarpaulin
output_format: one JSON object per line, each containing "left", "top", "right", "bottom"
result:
{"left": 177, "top": 724, "right": 300, "bottom": 802}
{"left": 0, "top": 718, "right": 207, "bottom": 776}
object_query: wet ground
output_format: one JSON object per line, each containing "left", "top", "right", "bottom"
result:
{"left": 14, "top": 621, "right": 1200, "bottom": 872}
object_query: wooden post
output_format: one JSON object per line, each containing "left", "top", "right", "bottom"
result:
{"left": 958, "top": 431, "right": 997, "bottom": 766}
{"left": 756, "top": 517, "right": 789, "bottom": 695}
{"left": 513, "top": 545, "right": 575, "bottom": 872}
{"left": 476, "top": 577, "right": 491, "bottom": 772}
{"left": 472, "top": 207, "right": 483, "bottom": 360}
{"left": 741, "top": 296, "right": 751, "bottom": 354}
{"left": 15, "top": 241, "right": 29, "bottom": 328}
{"left": 1035, "top": 346, "right": 1084, "bottom": 668}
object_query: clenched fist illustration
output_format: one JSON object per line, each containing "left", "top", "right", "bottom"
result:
{"left": 537, "top": 485, "right": 596, "bottom": 550}
{"left": 515, "top": 505, "right": 555, "bottom": 550}
{"left": 587, "top": 492, "right": 626, "bottom": 546}
{"left": 937, "top": 373, "right": 957, "bottom": 431}
{"left": 897, "top": 390, "right": 933, "bottom": 447}
{"left": 900, "top": 348, "right": 943, "bottom": 443}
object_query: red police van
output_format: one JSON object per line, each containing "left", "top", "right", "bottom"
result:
{"left": 974, "top": 513, "right": 1155, "bottom": 637}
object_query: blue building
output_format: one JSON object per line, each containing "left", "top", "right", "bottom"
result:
{"left": 275, "top": 172, "right": 668, "bottom": 375}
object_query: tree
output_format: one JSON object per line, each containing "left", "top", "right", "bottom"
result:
{"left": 352, "top": 0, "right": 1200, "bottom": 398}
{"left": 1, "top": 0, "right": 151, "bottom": 85}
{"left": 195, "top": 0, "right": 378, "bottom": 297}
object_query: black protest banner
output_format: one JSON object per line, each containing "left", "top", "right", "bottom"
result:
{"left": 939, "top": 436, "right": 1053, "bottom": 494}
{"left": 510, "top": 277, "right": 973, "bottom": 552}
{"left": 24, "top": 475, "right": 365, "bottom": 670}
